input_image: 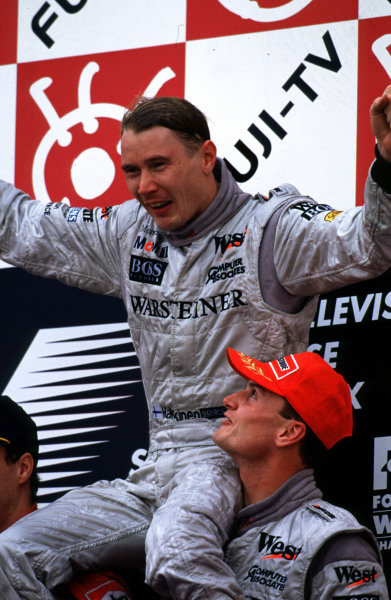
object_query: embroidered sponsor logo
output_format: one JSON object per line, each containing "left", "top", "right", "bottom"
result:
{"left": 244, "top": 566, "right": 287, "bottom": 591}
{"left": 291, "top": 201, "right": 333, "bottom": 221}
{"left": 206, "top": 258, "right": 245, "bottom": 284}
{"left": 334, "top": 566, "right": 378, "bottom": 587}
{"left": 213, "top": 231, "right": 247, "bottom": 255}
{"left": 66, "top": 207, "right": 82, "bottom": 222}
{"left": 129, "top": 289, "right": 247, "bottom": 319}
{"left": 129, "top": 256, "right": 168, "bottom": 286}
{"left": 141, "top": 224, "right": 160, "bottom": 235}
{"left": 152, "top": 405, "right": 226, "bottom": 421}
{"left": 276, "top": 357, "right": 289, "bottom": 370}
{"left": 83, "top": 208, "right": 94, "bottom": 222}
{"left": 258, "top": 531, "right": 302, "bottom": 561}
{"left": 134, "top": 234, "right": 168, "bottom": 259}
{"left": 324, "top": 210, "right": 342, "bottom": 222}
{"left": 311, "top": 504, "right": 336, "bottom": 519}
{"left": 86, "top": 582, "right": 131, "bottom": 600}
{"left": 44, "top": 202, "right": 53, "bottom": 216}
{"left": 332, "top": 596, "right": 379, "bottom": 600}
{"left": 101, "top": 206, "right": 113, "bottom": 219}
{"left": 269, "top": 355, "right": 299, "bottom": 379}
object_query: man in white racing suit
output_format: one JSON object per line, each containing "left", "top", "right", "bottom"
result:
{"left": 215, "top": 348, "right": 389, "bottom": 600}
{"left": 0, "top": 90, "right": 390, "bottom": 600}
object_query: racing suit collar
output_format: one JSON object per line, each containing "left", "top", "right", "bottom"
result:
{"left": 233, "top": 469, "right": 322, "bottom": 537}
{"left": 159, "top": 158, "right": 252, "bottom": 247}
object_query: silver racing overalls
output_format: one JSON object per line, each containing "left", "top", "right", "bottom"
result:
{"left": 225, "top": 470, "right": 389, "bottom": 600}
{"left": 0, "top": 159, "right": 390, "bottom": 599}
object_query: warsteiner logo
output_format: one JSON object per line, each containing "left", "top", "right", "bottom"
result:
{"left": 214, "top": 231, "right": 247, "bottom": 255}
{"left": 258, "top": 531, "right": 302, "bottom": 560}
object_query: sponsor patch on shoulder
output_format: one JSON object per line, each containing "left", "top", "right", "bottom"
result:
{"left": 324, "top": 210, "right": 342, "bottom": 222}
{"left": 291, "top": 201, "right": 333, "bottom": 221}
{"left": 66, "top": 207, "right": 82, "bottom": 222}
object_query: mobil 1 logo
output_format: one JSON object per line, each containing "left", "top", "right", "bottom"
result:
{"left": 129, "top": 255, "right": 168, "bottom": 286}
{"left": 373, "top": 436, "right": 391, "bottom": 551}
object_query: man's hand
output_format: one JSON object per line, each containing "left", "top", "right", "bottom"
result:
{"left": 370, "top": 85, "right": 391, "bottom": 163}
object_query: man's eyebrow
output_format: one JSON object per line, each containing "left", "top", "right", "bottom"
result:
{"left": 248, "top": 381, "right": 261, "bottom": 390}
{"left": 121, "top": 155, "right": 169, "bottom": 171}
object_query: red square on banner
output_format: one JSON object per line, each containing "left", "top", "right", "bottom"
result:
{"left": 15, "top": 45, "right": 185, "bottom": 208}
{"left": 187, "top": 0, "right": 358, "bottom": 41}
{"left": 0, "top": 2, "right": 17, "bottom": 65}
{"left": 357, "top": 16, "right": 391, "bottom": 205}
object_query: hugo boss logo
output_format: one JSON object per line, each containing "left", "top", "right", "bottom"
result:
{"left": 129, "top": 255, "right": 168, "bottom": 286}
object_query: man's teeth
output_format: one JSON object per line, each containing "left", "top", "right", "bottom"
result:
{"left": 151, "top": 201, "right": 169, "bottom": 208}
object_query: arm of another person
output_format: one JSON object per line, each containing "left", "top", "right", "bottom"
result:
{"left": 0, "top": 181, "right": 127, "bottom": 297}
{"left": 273, "top": 87, "right": 391, "bottom": 297}
{"left": 306, "top": 532, "right": 389, "bottom": 600}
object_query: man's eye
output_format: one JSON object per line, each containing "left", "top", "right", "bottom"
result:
{"left": 123, "top": 168, "right": 137, "bottom": 176}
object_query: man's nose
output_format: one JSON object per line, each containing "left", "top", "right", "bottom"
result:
{"left": 138, "top": 171, "right": 157, "bottom": 196}
{"left": 223, "top": 391, "right": 242, "bottom": 410}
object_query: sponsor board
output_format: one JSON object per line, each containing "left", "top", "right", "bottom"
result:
{"left": 373, "top": 437, "right": 391, "bottom": 550}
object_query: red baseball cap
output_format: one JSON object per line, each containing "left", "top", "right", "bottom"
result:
{"left": 226, "top": 349, "right": 352, "bottom": 449}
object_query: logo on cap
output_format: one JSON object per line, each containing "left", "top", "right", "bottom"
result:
{"left": 270, "top": 355, "right": 299, "bottom": 379}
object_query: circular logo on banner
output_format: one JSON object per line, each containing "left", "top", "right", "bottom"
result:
{"left": 29, "top": 61, "right": 175, "bottom": 207}
{"left": 217, "top": 0, "right": 315, "bottom": 22}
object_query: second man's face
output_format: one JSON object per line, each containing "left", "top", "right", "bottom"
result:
{"left": 121, "top": 126, "right": 216, "bottom": 231}
{"left": 213, "top": 382, "right": 288, "bottom": 461}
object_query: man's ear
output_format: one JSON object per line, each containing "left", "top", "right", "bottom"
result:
{"left": 16, "top": 453, "right": 34, "bottom": 485}
{"left": 201, "top": 140, "right": 217, "bottom": 174}
{"left": 276, "top": 421, "right": 306, "bottom": 448}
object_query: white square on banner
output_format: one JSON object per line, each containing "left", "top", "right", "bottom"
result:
{"left": 359, "top": 0, "right": 391, "bottom": 19}
{"left": 18, "top": 0, "right": 186, "bottom": 63}
{"left": 186, "top": 20, "right": 358, "bottom": 209}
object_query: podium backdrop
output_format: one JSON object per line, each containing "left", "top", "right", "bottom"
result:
{"left": 0, "top": 0, "right": 390, "bottom": 584}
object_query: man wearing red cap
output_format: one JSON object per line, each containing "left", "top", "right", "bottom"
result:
{"left": 213, "top": 350, "right": 389, "bottom": 600}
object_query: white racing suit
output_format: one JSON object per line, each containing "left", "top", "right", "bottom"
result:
{"left": 225, "top": 469, "right": 389, "bottom": 600}
{"left": 0, "top": 158, "right": 390, "bottom": 599}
